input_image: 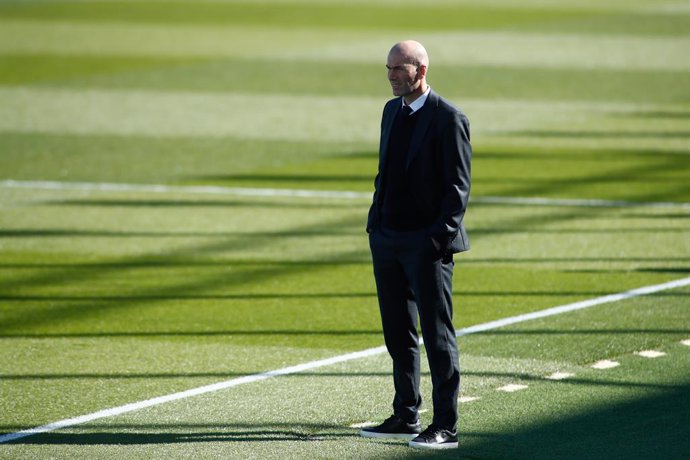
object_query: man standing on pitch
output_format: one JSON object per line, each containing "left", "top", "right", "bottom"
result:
{"left": 361, "top": 40, "right": 471, "bottom": 450}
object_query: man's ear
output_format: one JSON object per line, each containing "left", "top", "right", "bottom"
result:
{"left": 416, "top": 64, "right": 428, "bottom": 80}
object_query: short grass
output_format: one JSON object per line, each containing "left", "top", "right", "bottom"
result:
{"left": 1, "top": 0, "right": 689, "bottom": 459}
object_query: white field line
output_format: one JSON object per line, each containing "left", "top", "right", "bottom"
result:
{"left": 0, "top": 179, "right": 371, "bottom": 200}
{"left": 2, "top": 179, "right": 690, "bottom": 208}
{"left": 0, "top": 345, "right": 386, "bottom": 444}
{"left": 456, "top": 276, "right": 690, "bottom": 337}
{"left": 1, "top": 275, "right": 689, "bottom": 444}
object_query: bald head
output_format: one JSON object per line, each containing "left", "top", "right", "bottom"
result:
{"left": 389, "top": 40, "right": 429, "bottom": 69}
{"left": 386, "top": 40, "right": 429, "bottom": 103}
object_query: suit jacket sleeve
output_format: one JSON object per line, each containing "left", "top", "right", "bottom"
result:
{"left": 429, "top": 108, "right": 472, "bottom": 252}
{"left": 366, "top": 100, "right": 396, "bottom": 233}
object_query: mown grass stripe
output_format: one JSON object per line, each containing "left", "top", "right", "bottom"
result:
{"left": 3, "top": 86, "right": 688, "bottom": 145}
{"left": 3, "top": 56, "right": 687, "bottom": 105}
{"left": 1, "top": 20, "right": 688, "bottom": 70}
{"left": 2, "top": 275, "right": 688, "bottom": 444}
{"left": 2, "top": 1, "right": 687, "bottom": 38}
{"left": 0, "top": 2, "right": 604, "bottom": 31}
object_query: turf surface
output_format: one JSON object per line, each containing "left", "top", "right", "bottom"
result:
{"left": 1, "top": 0, "right": 689, "bottom": 458}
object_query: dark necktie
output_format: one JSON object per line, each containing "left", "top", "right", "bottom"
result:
{"left": 401, "top": 105, "right": 413, "bottom": 116}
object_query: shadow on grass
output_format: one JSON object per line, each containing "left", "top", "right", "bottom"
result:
{"left": 637, "top": 267, "right": 690, "bottom": 274}
{"left": 456, "top": 148, "right": 690, "bottom": 161}
{"left": 4, "top": 423, "right": 358, "bottom": 445}
{"left": 5, "top": 385, "right": 689, "bottom": 459}
{"left": 0, "top": 213, "right": 371, "bottom": 331}
{"left": 453, "top": 383, "right": 690, "bottom": 460}
{"left": 473, "top": 146, "right": 690, "bottom": 204}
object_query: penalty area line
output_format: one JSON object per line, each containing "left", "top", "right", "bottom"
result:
{"left": 2, "top": 276, "right": 689, "bottom": 444}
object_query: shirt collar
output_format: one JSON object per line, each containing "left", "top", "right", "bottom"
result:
{"left": 402, "top": 86, "right": 431, "bottom": 114}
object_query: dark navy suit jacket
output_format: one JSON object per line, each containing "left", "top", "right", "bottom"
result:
{"left": 367, "top": 90, "right": 472, "bottom": 254}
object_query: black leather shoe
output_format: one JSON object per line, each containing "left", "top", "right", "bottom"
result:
{"left": 409, "top": 424, "right": 458, "bottom": 449}
{"left": 360, "top": 415, "right": 422, "bottom": 440}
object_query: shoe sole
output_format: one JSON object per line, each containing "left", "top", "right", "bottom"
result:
{"left": 409, "top": 440, "right": 459, "bottom": 449}
{"left": 360, "top": 430, "right": 419, "bottom": 440}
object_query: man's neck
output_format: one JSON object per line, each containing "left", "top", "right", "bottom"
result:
{"left": 403, "top": 82, "right": 429, "bottom": 105}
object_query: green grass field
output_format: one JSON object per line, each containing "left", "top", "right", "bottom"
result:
{"left": 1, "top": 0, "right": 689, "bottom": 458}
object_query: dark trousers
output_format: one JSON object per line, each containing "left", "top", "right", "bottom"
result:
{"left": 369, "top": 227, "right": 460, "bottom": 430}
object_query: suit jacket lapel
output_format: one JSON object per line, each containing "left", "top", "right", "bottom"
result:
{"left": 406, "top": 90, "right": 437, "bottom": 169}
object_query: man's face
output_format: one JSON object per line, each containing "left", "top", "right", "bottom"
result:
{"left": 386, "top": 52, "right": 421, "bottom": 97}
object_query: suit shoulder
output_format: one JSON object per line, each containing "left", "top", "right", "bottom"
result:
{"left": 433, "top": 94, "right": 467, "bottom": 124}
{"left": 381, "top": 97, "right": 400, "bottom": 116}
{"left": 435, "top": 94, "right": 465, "bottom": 117}
{"left": 385, "top": 97, "right": 400, "bottom": 109}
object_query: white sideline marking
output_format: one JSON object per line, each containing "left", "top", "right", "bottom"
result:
{"left": 456, "top": 276, "right": 690, "bottom": 337}
{"left": 459, "top": 396, "right": 480, "bottom": 403}
{"left": 0, "top": 346, "right": 389, "bottom": 444}
{"left": 591, "top": 360, "right": 620, "bottom": 369}
{"left": 0, "top": 179, "right": 371, "bottom": 200}
{"left": 545, "top": 372, "right": 575, "bottom": 381}
{"left": 635, "top": 350, "right": 666, "bottom": 358}
{"left": 2, "top": 179, "right": 690, "bottom": 208}
{"left": 681, "top": 339, "right": 690, "bottom": 347}
{"left": 497, "top": 384, "right": 528, "bottom": 393}
{"left": 2, "top": 275, "right": 689, "bottom": 444}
